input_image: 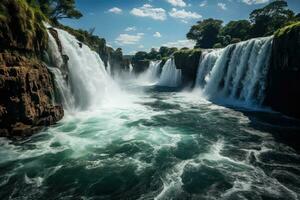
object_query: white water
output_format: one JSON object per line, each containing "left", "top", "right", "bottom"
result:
{"left": 138, "top": 60, "right": 161, "bottom": 85}
{"left": 107, "top": 61, "right": 112, "bottom": 75}
{"left": 46, "top": 30, "right": 75, "bottom": 110}
{"left": 158, "top": 59, "right": 182, "bottom": 87}
{"left": 46, "top": 27, "right": 125, "bottom": 111}
{"left": 196, "top": 37, "right": 273, "bottom": 106}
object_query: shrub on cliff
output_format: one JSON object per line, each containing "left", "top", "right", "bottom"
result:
{"left": 0, "top": 0, "right": 48, "bottom": 55}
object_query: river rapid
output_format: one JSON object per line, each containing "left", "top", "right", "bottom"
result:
{"left": 0, "top": 83, "right": 300, "bottom": 200}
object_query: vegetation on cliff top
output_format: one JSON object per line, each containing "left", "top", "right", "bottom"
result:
{"left": 275, "top": 21, "right": 300, "bottom": 38}
{"left": 187, "top": 0, "right": 299, "bottom": 49}
{"left": 0, "top": 0, "right": 48, "bottom": 54}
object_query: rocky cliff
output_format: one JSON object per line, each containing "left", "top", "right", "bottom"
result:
{"left": 0, "top": 0, "right": 63, "bottom": 137}
{"left": 264, "top": 22, "right": 300, "bottom": 118}
{"left": 174, "top": 49, "right": 202, "bottom": 87}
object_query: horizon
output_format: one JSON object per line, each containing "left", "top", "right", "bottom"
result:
{"left": 60, "top": 0, "right": 300, "bottom": 54}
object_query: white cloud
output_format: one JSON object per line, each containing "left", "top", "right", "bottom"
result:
{"left": 163, "top": 39, "right": 196, "bottom": 49}
{"left": 115, "top": 33, "right": 144, "bottom": 45}
{"left": 125, "top": 26, "right": 137, "bottom": 32}
{"left": 242, "top": 0, "right": 269, "bottom": 5}
{"left": 130, "top": 4, "right": 167, "bottom": 21}
{"left": 108, "top": 7, "right": 122, "bottom": 14}
{"left": 217, "top": 3, "right": 227, "bottom": 10}
{"left": 166, "top": 0, "right": 186, "bottom": 7}
{"left": 138, "top": 45, "right": 144, "bottom": 48}
{"left": 153, "top": 32, "right": 162, "bottom": 38}
{"left": 169, "top": 8, "right": 202, "bottom": 20}
{"left": 199, "top": 0, "right": 207, "bottom": 7}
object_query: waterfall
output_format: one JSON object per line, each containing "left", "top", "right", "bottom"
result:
{"left": 158, "top": 59, "right": 182, "bottom": 87}
{"left": 46, "top": 27, "right": 120, "bottom": 111}
{"left": 46, "top": 30, "right": 75, "bottom": 110}
{"left": 139, "top": 60, "right": 161, "bottom": 84}
{"left": 107, "top": 61, "right": 112, "bottom": 75}
{"left": 129, "top": 63, "right": 133, "bottom": 73}
{"left": 195, "top": 36, "right": 273, "bottom": 106}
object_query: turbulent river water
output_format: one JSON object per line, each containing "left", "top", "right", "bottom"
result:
{"left": 1, "top": 84, "right": 300, "bottom": 200}
{"left": 1, "top": 27, "right": 300, "bottom": 200}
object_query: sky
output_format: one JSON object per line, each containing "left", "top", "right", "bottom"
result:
{"left": 61, "top": 0, "right": 300, "bottom": 55}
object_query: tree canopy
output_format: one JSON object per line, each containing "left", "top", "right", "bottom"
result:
{"left": 30, "top": 0, "right": 82, "bottom": 23}
{"left": 187, "top": 18, "right": 223, "bottom": 49}
{"left": 221, "top": 20, "right": 251, "bottom": 41}
{"left": 250, "top": 0, "right": 294, "bottom": 37}
{"left": 186, "top": 0, "right": 298, "bottom": 49}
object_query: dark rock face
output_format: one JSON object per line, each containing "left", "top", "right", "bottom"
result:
{"left": 109, "top": 48, "right": 130, "bottom": 75}
{"left": 0, "top": 53, "right": 63, "bottom": 137}
{"left": 0, "top": 0, "right": 64, "bottom": 137}
{"left": 174, "top": 49, "right": 202, "bottom": 87}
{"left": 264, "top": 22, "right": 300, "bottom": 119}
{"left": 132, "top": 60, "right": 150, "bottom": 74}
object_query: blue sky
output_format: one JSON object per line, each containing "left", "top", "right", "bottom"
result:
{"left": 61, "top": 0, "right": 300, "bottom": 55}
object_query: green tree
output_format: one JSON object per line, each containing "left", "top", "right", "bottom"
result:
{"left": 221, "top": 20, "right": 251, "bottom": 41}
{"left": 33, "top": 0, "right": 82, "bottom": 23}
{"left": 187, "top": 18, "right": 223, "bottom": 48}
{"left": 249, "top": 0, "right": 294, "bottom": 37}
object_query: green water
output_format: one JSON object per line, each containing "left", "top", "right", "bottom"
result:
{"left": 0, "top": 86, "right": 300, "bottom": 200}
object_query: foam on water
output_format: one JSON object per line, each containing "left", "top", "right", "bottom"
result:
{"left": 0, "top": 26, "right": 299, "bottom": 199}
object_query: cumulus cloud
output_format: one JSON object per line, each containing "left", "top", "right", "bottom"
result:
{"left": 115, "top": 33, "right": 144, "bottom": 45}
{"left": 125, "top": 26, "right": 137, "bottom": 32}
{"left": 217, "top": 3, "right": 227, "bottom": 10}
{"left": 108, "top": 7, "right": 122, "bottom": 14}
{"left": 169, "top": 8, "right": 202, "bottom": 20}
{"left": 199, "top": 0, "right": 207, "bottom": 7}
{"left": 153, "top": 32, "right": 162, "bottom": 38}
{"left": 130, "top": 4, "right": 167, "bottom": 21}
{"left": 242, "top": 0, "right": 269, "bottom": 5}
{"left": 163, "top": 39, "right": 196, "bottom": 49}
{"left": 166, "top": 0, "right": 186, "bottom": 7}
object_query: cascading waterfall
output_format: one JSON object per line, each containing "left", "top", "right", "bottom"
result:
{"left": 139, "top": 60, "right": 161, "bottom": 84}
{"left": 158, "top": 58, "right": 182, "bottom": 87}
{"left": 46, "top": 30, "right": 75, "bottom": 110}
{"left": 196, "top": 36, "right": 273, "bottom": 106}
{"left": 129, "top": 63, "right": 133, "bottom": 73}
{"left": 107, "top": 61, "right": 112, "bottom": 75}
{"left": 46, "top": 27, "right": 121, "bottom": 111}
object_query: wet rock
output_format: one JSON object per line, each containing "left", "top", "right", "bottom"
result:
{"left": 0, "top": 53, "right": 64, "bottom": 137}
{"left": 264, "top": 22, "right": 300, "bottom": 119}
{"left": 174, "top": 49, "right": 202, "bottom": 88}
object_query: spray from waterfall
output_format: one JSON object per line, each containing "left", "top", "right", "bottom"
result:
{"left": 195, "top": 36, "right": 273, "bottom": 106}
{"left": 46, "top": 26, "right": 126, "bottom": 111}
{"left": 138, "top": 60, "right": 161, "bottom": 85}
{"left": 158, "top": 59, "right": 182, "bottom": 87}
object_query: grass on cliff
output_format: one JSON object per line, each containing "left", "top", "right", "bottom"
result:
{"left": 275, "top": 21, "right": 300, "bottom": 38}
{"left": 0, "top": 0, "right": 48, "bottom": 52}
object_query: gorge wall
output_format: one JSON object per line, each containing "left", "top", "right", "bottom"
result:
{"left": 0, "top": 0, "right": 63, "bottom": 136}
{"left": 264, "top": 22, "right": 300, "bottom": 118}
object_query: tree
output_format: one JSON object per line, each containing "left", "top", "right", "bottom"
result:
{"left": 50, "top": 0, "right": 82, "bottom": 21}
{"left": 34, "top": 0, "right": 82, "bottom": 23}
{"left": 221, "top": 20, "right": 251, "bottom": 41}
{"left": 187, "top": 18, "right": 223, "bottom": 48}
{"left": 249, "top": 0, "right": 294, "bottom": 37}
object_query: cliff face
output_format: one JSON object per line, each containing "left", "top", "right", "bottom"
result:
{"left": 0, "top": 0, "right": 63, "bottom": 137}
{"left": 264, "top": 22, "right": 300, "bottom": 118}
{"left": 174, "top": 49, "right": 202, "bottom": 87}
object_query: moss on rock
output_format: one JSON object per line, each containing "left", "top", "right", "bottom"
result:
{"left": 174, "top": 49, "right": 202, "bottom": 87}
{"left": 264, "top": 21, "right": 300, "bottom": 118}
{"left": 0, "top": 0, "right": 48, "bottom": 55}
